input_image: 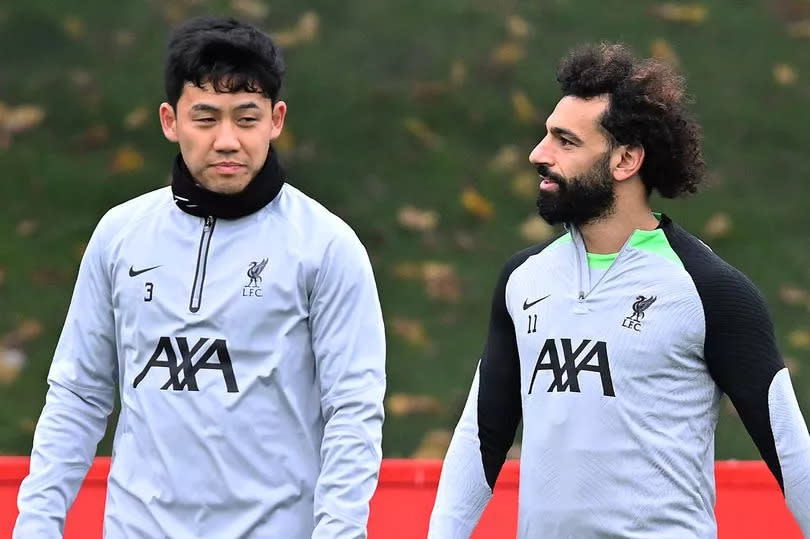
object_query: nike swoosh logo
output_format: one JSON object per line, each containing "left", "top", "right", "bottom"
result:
{"left": 129, "top": 265, "right": 162, "bottom": 277}
{"left": 523, "top": 294, "right": 550, "bottom": 310}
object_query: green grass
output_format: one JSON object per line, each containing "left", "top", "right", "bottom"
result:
{"left": 1, "top": 0, "right": 809, "bottom": 458}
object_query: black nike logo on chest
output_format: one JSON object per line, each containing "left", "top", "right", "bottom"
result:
{"left": 523, "top": 295, "right": 550, "bottom": 310}
{"left": 129, "top": 265, "right": 161, "bottom": 277}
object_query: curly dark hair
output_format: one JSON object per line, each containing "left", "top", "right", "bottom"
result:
{"left": 164, "top": 16, "right": 285, "bottom": 108}
{"left": 556, "top": 42, "right": 705, "bottom": 198}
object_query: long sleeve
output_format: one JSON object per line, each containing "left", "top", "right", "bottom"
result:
{"left": 429, "top": 252, "right": 527, "bottom": 539}
{"left": 309, "top": 224, "right": 386, "bottom": 539}
{"left": 14, "top": 215, "right": 118, "bottom": 538}
{"left": 667, "top": 226, "right": 810, "bottom": 535}
{"left": 698, "top": 268, "right": 810, "bottom": 534}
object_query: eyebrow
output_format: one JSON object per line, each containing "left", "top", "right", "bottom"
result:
{"left": 190, "top": 102, "right": 262, "bottom": 113}
{"left": 548, "top": 126, "right": 584, "bottom": 145}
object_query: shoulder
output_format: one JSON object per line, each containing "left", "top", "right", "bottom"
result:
{"left": 87, "top": 187, "right": 174, "bottom": 254}
{"left": 661, "top": 216, "right": 768, "bottom": 317}
{"left": 267, "top": 185, "right": 369, "bottom": 269}
{"left": 268, "top": 184, "right": 360, "bottom": 243}
{"left": 500, "top": 232, "right": 569, "bottom": 283}
{"left": 96, "top": 187, "right": 174, "bottom": 238}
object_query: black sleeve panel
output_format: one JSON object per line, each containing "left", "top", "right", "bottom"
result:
{"left": 478, "top": 237, "right": 560, "bottom": 489}
{"left": 663, "top": 221, "right": 786, "bottom": 490}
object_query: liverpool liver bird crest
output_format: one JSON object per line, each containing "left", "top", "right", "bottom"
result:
{"left": 630, "top": 295, "right": 657, "bottom": 321}
{"left": 247, "top": 258, "right": 268, "bottom": 288}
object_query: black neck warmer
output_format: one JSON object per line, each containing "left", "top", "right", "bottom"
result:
{"left": 171, "top": 148, "right": 285, "bottom": 219}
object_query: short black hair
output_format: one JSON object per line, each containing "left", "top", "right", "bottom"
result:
{"left": 557, "top": 42, "right": 705, "bottom": 198}
{"left": 164, "top": 16, "right": 285, "bottom": 108}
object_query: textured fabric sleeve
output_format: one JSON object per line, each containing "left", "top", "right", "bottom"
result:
{"left": 309, "top": 224, "right": 386, "bottom": 539}
{"left": 14, "top": 214, "right": 118, "bottom": 538}
{"left": 666, "top": 225, "right": 810, "bottom": 534}
{"left": 429, "top": 251, "right": 527, "bottom": 538}
{"left": 701, "top": 274, "right": 810, "bottom": 533}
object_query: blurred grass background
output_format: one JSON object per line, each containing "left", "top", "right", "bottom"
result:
{"left": 1, "top": 0, "right": 809, "bottom": 458}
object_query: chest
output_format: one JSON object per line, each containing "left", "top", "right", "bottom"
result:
{"left": 510, "top": 264, "right": 706, "bottom": 400}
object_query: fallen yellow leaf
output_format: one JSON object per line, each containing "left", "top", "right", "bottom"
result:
{"left": 0, "top": 347, "right": 26, "bottom": 385}
{"left": 19, "top": 418, "right": 36, "bottom": 434}
{"left": 391, "top": 317, "right": 428, "bottom": 347}
{"left": 788, "top": 329, "right": 810, "bottom": 350}
{"left": 403, "top": 117, "right": 443, "bottom": 149}
{"left": 461, "top": 188, "right": 494, "bottom": 220}
{"left": 649, "top": 3, "right": 708, "bottom": 24}
{"left": 489, "top": 145, "right": 522, "bottom": 172}
{"left": 386, "top": 393, "right": 445, "bottom": 416}
{"left": 512, "top": 170, "right": 538, "bottom": 198}
{"left": 787, "top": 20, "right": 810, "bottom": 38}
{"left": 16, "top": 219, "right": 38, "bottom": 238}
{"left": 13, "top": 319, "right": 43, "bottom": 343}
{"left": 512, "top": 91, "right": 538, "bottom": 124}
{"left": 780, "top": 284, "right": 808, "bottom": 306}
{"left": 520, "top": 216, "right": 554, "bottom": 243}
{"left": 111, "top": 146, "right": 145, "bottom": 174}
{"left": 650, "top": 39, "right": 680, "bottom": 66}
{"left": 422, "top": 262, "right": 462, "bottom": 303}
{"left": 450, "top": 60, "right": 467, "bottom": 86}
{"left": 3, "top": 105, "right": 45, "bottom": 134}
{"left": 703, "top": 212, "right": 732, "bottom": 239}
{"left": 392, "top": 262, "right": 423, "bottom": 281}
{"left": 124, "top": 106, "right": 150, "bottom": 130}
{"left": 506, "top": 15, "right": 530, "bottom": 39}
{"left": 274, "top": 128, "right": 296, "bottom": 153}
{"left": 398, "top": 206, "right": 439, "bottom": 232}
{"left": 410, "top": 429, "right": 452, "bottom": 459}
{"left": 273, "top": 11, "right": 320, "bottom": 47}
{"left": 231, "top": 0, "right": 270, "bottom": 19}
{"left": 491, "top": 42, "right": 525, "bottom": 66}
{"left": 114, "top": 30, "right": 136, "bottom": 48}
{"left": 773, "top": 63, "right": 798, "bottom": 86}
{"left": 62, "top": 15, "right": 86, "bottom": 40}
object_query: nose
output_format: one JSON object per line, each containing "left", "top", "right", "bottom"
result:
{"left": 212, "top": 121, "right": 240, "bottom": 153}
{"left": 529, "top": 135, "right": 553, "bottom": 169}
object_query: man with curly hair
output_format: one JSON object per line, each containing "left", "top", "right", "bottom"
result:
{"left": 429, "top": 42, "right": 810, "bottom": 538}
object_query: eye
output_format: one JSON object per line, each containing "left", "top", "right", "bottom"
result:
{"left": 559, "top": 137, "right": 573, "bottom": 147}
{"left": 238, "top": 117, "right": 258, "bottom": 125}
{"left": 194, "top": 118, "right": 216, "bottom": 124}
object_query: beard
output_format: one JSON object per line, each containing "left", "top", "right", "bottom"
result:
{"left": 535, "top": 152, "right": 616, "bottom": 226}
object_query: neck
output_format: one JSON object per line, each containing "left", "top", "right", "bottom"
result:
{"left": 578, "top": 183, "right": 658, "bottom": 254}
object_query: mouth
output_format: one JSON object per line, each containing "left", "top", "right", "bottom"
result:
{"left": 210, "top": 162, "right": 246, "bottom": 175}
{"left": 539, "top": 175, "right": 560, "bottom": 193}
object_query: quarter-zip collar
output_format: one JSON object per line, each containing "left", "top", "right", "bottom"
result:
{"left": 565, "top": 214, "right": 671, "bottom": 302}
{"left": 171, "top": 146, "right": 285, "bottom": 219}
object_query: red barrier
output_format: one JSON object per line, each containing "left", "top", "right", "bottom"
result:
{"left": 0, "top": 458, "right": 801, "bottom": 538}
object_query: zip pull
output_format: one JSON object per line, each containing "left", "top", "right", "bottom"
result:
{"left": 578, "top": 291, "right": 585, "bottom": 301}
{"left": 189, "top": 216, "right": 217, "bottom": 313}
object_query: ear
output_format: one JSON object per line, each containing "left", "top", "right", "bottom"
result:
{"left": 159, "top": 102, "right": 179, "bottom": 143}
{"left": 612, "top": 144, "right": 644, "bottom": 182}
{"left": 268, "top": 100, "right": 287, "bottom": 141}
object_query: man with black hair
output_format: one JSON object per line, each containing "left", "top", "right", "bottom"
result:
{"left": 428, "top": 42, "right": 810, "bottom": 538}
{"left": 15, "top": 16, "right": 386, "bottom": 538}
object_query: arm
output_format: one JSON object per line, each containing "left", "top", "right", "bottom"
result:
{"left": 309, "top": 225, "right": 386, "bottom": 539}
{"left": 701, "top": 268, "right": 810, "bottom": 534}
{"left": 428, "top": 257, "right": 523, "bottom": 539}
{"left": 14, "top": 217, "right": 118, "bottom": 538}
